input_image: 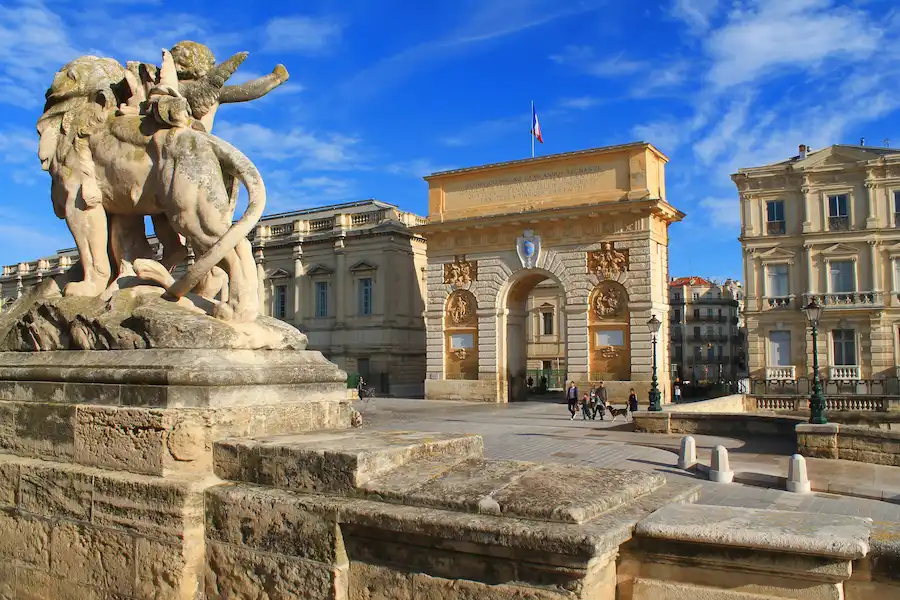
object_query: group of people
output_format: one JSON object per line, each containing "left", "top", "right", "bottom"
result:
{"left": 565, "top": 381, "right": 638, "bottom": 421}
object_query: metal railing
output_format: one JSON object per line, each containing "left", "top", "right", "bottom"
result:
{"left": 750, "top": 377, "right": 900, "bottom": 398}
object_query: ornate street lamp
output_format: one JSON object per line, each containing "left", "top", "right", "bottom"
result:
{"left": 803, "top": 298, "right": 827, "bottom": 425}
{"left": 648, "top": 314, "right": 662, "bottom": 411}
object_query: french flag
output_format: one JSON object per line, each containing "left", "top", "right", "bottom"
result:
{"left": 532, "top": 103, "right": 543, "bottom": 144}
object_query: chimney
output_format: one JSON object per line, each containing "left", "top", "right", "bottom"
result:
{"left": 798, "top": 144, "right": 807, "bottom": 159}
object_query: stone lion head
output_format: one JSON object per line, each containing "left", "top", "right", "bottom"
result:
{"left": 36, "top": 56, "right": 125, "bottom": 173}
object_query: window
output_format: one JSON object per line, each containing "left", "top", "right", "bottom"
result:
{"left": 358, "top": 277, "right": 373, "bottom": 316}
{"left": 315, "top": 281, "right": 329, "bottom": 318}
{"left": 692, "top": 293, "right": 699, "bottom": 300}
{"left": 274, "top": 285, "right": 287, "bottom": 319}
{"left": 541, "top": 311, "right": 554, "bottom": 335}
{"left": 706, "top": 308, "right": 713, "bottom": 317}
{"left": 769, "top": 331, "right": 791, "bottom": 366}
{"left": 766, "top": 264, "right": 789, "bottom": 297}
{"left": 828, "top": 194, "right": 850, "bottom": 230}
{"left": 832, "top": 330, "right": 856, "bottom": 366}
{"left": 706, "top": 345, "right": 715, "bottom": 361}
{"left": 766, "top": 200, "right": 785, "bottom": 234}
{"left": 673, "top": 292, "right": 681, "bottom": 301}
{"left": 693, "top": 308, "right": 700, "bottom": 320}
{"left": 717, "top": 346, "right": 724, "bottom": 360}
{"left": 693, "top": 326, "right": 701, "bottom": 339}
{"left": 894, "top": 191, "right": 900, "bottom": 227}
{"left": 828, "top": 261, "right": 855, "bottom": 293}
{"left": 542, "top": 360, "right": 553, "bottom": 371}
{"left": 673, "top": 309, "right": 681, "bottom": 322}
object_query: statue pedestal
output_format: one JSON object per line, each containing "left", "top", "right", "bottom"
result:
{"left": 0, "top": 348, "right": 350, "bottom": 599}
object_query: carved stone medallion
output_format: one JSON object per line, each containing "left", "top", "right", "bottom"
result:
{"left": 593, "top": 286, "right": 626, "bottom": 319}
{"left": 588, "top": 242, "right": 629, "bottom": 279}
{"left": 446, "top": 291, "right": 476, "bottom": 325}
{"left": 443, "top": 256, "right": 477, "bottom": 285}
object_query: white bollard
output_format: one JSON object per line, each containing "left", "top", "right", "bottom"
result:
{"left": 677, "top": 436, "right": 697, "bottom": 470}
{"left": 709, "top": 445, "right": 734, "bottom": 483}
{"left": 786, "top": 454, "right": 812, "bottom": 494}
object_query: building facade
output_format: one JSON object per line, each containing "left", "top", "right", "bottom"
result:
{"left": 1, "top": 200, "right": 429, "bottom": 396}
{"left": 735, "top": 144, "right": 900, "bottom": 384}
{"left": 420, "top": 142, "right": 683, "bottom": 403}
{"left": 668, "top": 276, "right": 746, "bottom": 383}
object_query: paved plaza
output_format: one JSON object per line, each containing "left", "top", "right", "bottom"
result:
{"left": 358, "top": 397, "right": 900, "bottom": 524}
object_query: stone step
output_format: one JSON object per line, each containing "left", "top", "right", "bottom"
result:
{"left": 213, "top": 430, "right": 485, "bottom": 495}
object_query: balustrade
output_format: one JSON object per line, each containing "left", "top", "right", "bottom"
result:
{"left": 829, "top": 365, "right": 860, "bottom": 381}
{"left": 803, "top": 292, "right": 881, "bottom": 308}
{"left": 765, "top": 366, "right": 796, "bottom": 381}
{"left": 764, "top": 296, "right": 792, "bottom": 309}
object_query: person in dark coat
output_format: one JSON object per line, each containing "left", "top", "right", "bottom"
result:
{"left": 565, "top": 381, "right": 579, "bottom": 420}
{"left": 592, "top": 381, "right": 608, "bottom": 420}
{"left": 628, "top": 388, "right": 638, "bottom": 413}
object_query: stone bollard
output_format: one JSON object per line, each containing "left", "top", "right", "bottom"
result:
{"left": 677, "top": 436, "right": 697, "bottom": 470}
{"left": 709, "top": 445, "right": 734, "bottom": 483}
{"left": 787, "top": 453, "right": 812, "bottom": 494}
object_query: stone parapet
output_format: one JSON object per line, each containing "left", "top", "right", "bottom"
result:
{"left": 797, "top": 423, "right": 900, "bottom": 466}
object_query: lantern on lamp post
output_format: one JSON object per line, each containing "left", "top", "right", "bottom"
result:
{"left": 648, "top": 314, "right": 662, "bottom": 411}
{"left": 803, "top": 298, "right": 827, "bottom": 425}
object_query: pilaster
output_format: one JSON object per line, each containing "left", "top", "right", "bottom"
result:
{"left": 802, "top": 179, "right": 814, "bottom": 233}
{"left": 866, "top": 177, "right": 879, "bottom": 229}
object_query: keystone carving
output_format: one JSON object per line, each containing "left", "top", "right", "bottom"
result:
{"left": 588, "top": 243, "right": 629, "bottom": 279}
{"left": 443, "top": 256, "right": 477, "bottom": 285}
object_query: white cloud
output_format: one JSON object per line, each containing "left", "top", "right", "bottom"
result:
{"left": 263, "top": 16, "right": 343, "bottom": 54}
{"left": 558, "top": 96, "right": 602, "bottom": 110}
{"left": 215, "top": 122, "right": 361, "bottom": 170}
{"left": 587, "top": 53, "right": 646, "bottom": 78}
{"left": 386, "top": 159, "right": 456, "bottom": 178}
{"left": 670, "top": 0, "right": 720, "bottom": 34}
{"left": 699, "top": 197, "right": 741, "bottom": 229}
{"left": 705, "top": 0, "right": 882, "bottom": 89}
{"left": 0, "top": 128, "right": 37, "bottom": 164}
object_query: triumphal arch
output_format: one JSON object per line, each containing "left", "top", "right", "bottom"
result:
{"left": 419, "top": 142, "right": 683, "bottom": 403}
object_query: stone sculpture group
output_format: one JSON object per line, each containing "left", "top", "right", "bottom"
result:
{"left": 37, "top": 41, "right": 288, "bottom": 323}
{"left": 0, "top": 42, "right": 302, "bottom": 351}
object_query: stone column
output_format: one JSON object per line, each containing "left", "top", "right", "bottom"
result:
{"left": 255, "top": 247, "right": 266, "bottom": 314}
{"left": 292, "top": 245, "right": 304, "bottom": 323}
{"left": 805, "top": 245, "right": 815, "bottom": 295}
{"left": 801, "top": 181, "right": 814, "bottom": 233}
{"left": 334, "top": 238, "right": 346, "bottom": 328}
{"left": 866, "top": 179, "right": 879, "bottom": 229}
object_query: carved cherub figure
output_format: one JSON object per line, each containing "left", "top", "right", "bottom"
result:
{"left": 169, "top": 41, "right": 290, "bottom": 132}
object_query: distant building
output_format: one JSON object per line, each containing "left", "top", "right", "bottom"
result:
{"left": 735, "top": 144, "right": 900, "bottom": 383}
{"left": 668, "top": 276, "right": 746, "bottom": 383}
{"left": 0, "top": 200, "right": 429, "bottom": 396}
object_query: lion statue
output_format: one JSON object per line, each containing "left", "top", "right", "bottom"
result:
{"left": 36, "top": 51, "right": 265, "bottom": 322}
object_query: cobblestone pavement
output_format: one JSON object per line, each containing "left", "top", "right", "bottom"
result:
{"left": 358, "top": 397, "right": 900, "bottom": 523}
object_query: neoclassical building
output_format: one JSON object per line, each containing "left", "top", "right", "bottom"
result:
{"left": 735, "top": 144, "right": 900, "bottom": 384}
{"left": 419, "top": 142, "right": 684, "bottom": 403}
{"left": 1, "top": 200, "right": 429, "bottom": 396}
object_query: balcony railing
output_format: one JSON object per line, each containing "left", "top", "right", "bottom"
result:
{"left": 765, "top": 366, "right": 796, "bottom": 381}
{"left": 828, "top": 215, "right": 850, "bottom": 231}
{"left": 803, "top": 292, "right": 881, "bottom": 308}
{"left": 829, "top": 365, "right": 860, "bottom": 381}
{"left": 766, "top": 220, "right": 786, "bottom": 235}
{"left": 756, "top": 396, "right": 885, "bottom": 412}
{"left": 764, "top": 295, "right": 793, "bottom": 309}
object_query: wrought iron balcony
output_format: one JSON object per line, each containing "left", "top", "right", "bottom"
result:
{"left": 766, "top": 221, "right": 786, "bottom": 235}
{"left": 828, "top": 215, "right": 850, "bottom": 231}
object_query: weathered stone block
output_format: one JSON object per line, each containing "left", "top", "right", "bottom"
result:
{"left": 92, "top": 472, "right": 201, "bottom": 541}
{"left": 1, "top": 402, "right": 76, "bottom": 460}
{"left": 135, "top": 535, "right": 205, "bottom": 600}
{"left": 50, "top": 521, "right": 136, "bottom": 596}
{"left": 349, "top": 562, "right": 413, "bottom": 600}
{"left": 0, "top": 508, "right": 50, "bottom": 568}
{"left": 0, "top": 459, "right": 19, "bottom": 507}
{"left": 20, "top": 463, "right": 93, "bottom": 520}
{"left": 206, "top": 484, "right": 343, "bottom": 564}
{"left": 14, "top": 566, "right": 106, "bottom": 600}
{"left": 74, "top": 405, "right": 167, "bottom": 475}
{"left": 205, "top": 541, "right": 343, "bottom": 599}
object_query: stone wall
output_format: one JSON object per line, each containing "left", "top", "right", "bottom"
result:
{"left": 661, "top": 394, "right": 748, "bottom": 413}
{"left": 634, "top": 411, "right": 802, "bottom": 437}
{"left": 424, "top": 378, "right": 497, "bottom": 402}
{"left": 797, "top": 423, "right": 900, "bottom": 466}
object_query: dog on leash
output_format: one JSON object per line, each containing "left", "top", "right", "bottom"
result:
{"left": 606, "top": 405, "right": 630, "bottom": 422}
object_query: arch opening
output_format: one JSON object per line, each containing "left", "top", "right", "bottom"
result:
{"left": 501, "top": 269, "right": 568, "bottom": 402}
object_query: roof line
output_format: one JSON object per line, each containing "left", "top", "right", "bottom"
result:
{"left": 425, "top": 142, "right": 665, "bottom": 179}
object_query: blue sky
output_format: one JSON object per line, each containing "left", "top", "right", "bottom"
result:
{"left": 2, "top": 0, "right": 900, "bottom": 281}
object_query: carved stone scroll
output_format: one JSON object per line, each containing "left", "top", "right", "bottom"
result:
{"left": 588, "top": 242, "right": 629, "bottom": 279}
{"left": 443, "top": 256, "right": 477, "bottom": 285}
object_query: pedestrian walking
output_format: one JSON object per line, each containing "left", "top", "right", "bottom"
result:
{"left": 674, "top": 384, "right": 682, "bottom": 404}
{"left": 628, "top": 388, "right": 638, "bottom": 413}
{"left": 592, "top": 381, "right": 608, "bottom": 420}
{"left": 565, "top": 381, "right": 579, "bottom": 420}
{"left": 581, "top": 393, "right": 593, "bottom": 420}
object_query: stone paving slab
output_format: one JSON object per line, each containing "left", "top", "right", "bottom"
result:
{"left": 358, "top": 398, "right": 900, "bottom": 524}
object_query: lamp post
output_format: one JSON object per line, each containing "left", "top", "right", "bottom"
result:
{"left": 803, "top": 298, "right": 827, "bottom": 425}
{"left": 648, "top": 314, "right": 662, "bottom": 411}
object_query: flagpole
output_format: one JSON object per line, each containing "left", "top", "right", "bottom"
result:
{"left": 531, "top": 100, "right": 535, "bottom": 159}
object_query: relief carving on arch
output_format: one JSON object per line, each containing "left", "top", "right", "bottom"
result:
{"left": 588, "top": 242, "right": 629, "bottom": 279}
{"left": 591, "top": 281, "right": 629, "bottom": 320}
{"left": 443, "top": 256, "right": 477, "bottom": 285}
{"left": 446, "top": 289, "right": 477, "bottom": 326}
